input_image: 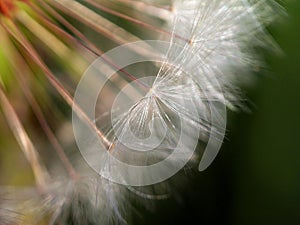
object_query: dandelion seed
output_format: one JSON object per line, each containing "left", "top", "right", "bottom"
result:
{"left": 0, "top": 83, "right": 50, "bottom": 189}
{"left": 163, "top": 0, "right": 283, "bottom": 109}
{"left": 0, "top": 0, "right": 283, "bottom": 224}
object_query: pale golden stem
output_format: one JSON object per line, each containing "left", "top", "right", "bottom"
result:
{"left": 49, "top": 0, "right": 158, "bottom": 58}
{"left": 0, "top": 83, "right": 50, "bottom": 190}
{"left": 32, "top": 0, "right": 104, "bottom": 55}
{"left": 16, "top": 11, "right": 88, "bottom": 75}
{"left": 29, "top": 0, "right": 150, "bottom": 89}
{"left": 2, "top": 37, "right": 79, "bottom": 180}
{"left": 1, "top": 19, "right": 112, "bottom": 149}
{"left": 85, "top": 0, "right": 173, "bottom": 37}
{"left": 115, "top": 0, "right": 173, "bottom": 17}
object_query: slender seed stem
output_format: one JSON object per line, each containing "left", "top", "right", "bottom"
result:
{"left": 0, "top": 83, "right": 49, "bottom": 190}
{"left": 13, "top": 52, "right": 78, "bottom": 180}
{"left": 1, "top": 19, "right": 112, "bottom": 149}
{"left": 84, "top": 0, "right": 190, "bottom": 43}
{"left": 30, "top": 0, "right": 149, "bottom": 88}
{"left": 1, "top": 28, "right": 78, "bottom": 179}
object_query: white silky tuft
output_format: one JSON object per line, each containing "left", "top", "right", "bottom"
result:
{"left": 94, "top": 0, "right": 282, "bottom": 173}
{"left": 68, "top": 0, "right": 284, "bottom": 198}
{"left": 166, "top": 0, "right": 282, "bottom": 109}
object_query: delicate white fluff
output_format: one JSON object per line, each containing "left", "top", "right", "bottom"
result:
{"left": 0, "top": 1, "right": 281, "bottom": 224}
{"left": 164, "top": 0, "right": 282, "bottom": 109}
{"left": 86, "top": 0, "right": 283, "bottom": 190}
{"left": 0, "top": 177, "right": 128, "bottom": 225}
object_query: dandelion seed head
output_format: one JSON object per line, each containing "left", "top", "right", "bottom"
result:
{"left": 161, "top": 0, "right": 283, "bottom": 109}
{"left": 0, "top": 0, "right": 284, "bottom": 223}
{"left": 76, "top": 0, "right": 284, "bottom": 186}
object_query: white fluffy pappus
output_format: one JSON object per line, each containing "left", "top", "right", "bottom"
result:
{"left": 0, "top": 176, "right": 130, "bottom": 225}
{"left": 165, "top": 0, "right": 283, "bottom": 109}
{"left": 0, "top": 0, "right": 283, "bottom": 224}
{"left": 91, "top": 0, "right": 282, "bottom": 179}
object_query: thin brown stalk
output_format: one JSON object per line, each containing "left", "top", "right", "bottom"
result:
{"left": 31, "top": 0, "right": 103, "bottom": 56}
{"left": 84, "top": 0, "right": 173, "bottom": 37}
{"left": 111, "top": 0, "right": 191, "bottom": 42}
{"left": 50, "top": 0, "right": 141, "bottom": 44}
{"left": 115, "top": 0, "right": 173, "bottom": 12}
{"left": 0, "top": 83, "right": 49, "bottom": 190}
{"left": 49, "top": 0, "right": 158, "bottom": 58}
{"left": 10, "top": 47, "right": 78, "bottom": 180}
{"left": 116, "top": 0, "right": 173, "bottom": 20}
{"left": 27, "top": 1, "right": 149, "bottom": 89}
{"left": 0, "top": 19, "right": 112, "bottom": 149}
{"left": 16, "top": 11, "right": 87, "bottom": 75}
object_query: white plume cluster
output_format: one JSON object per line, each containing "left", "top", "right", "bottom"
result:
{"left": 166, "top": 0, "right": 281, "bottom": 109}
{"left": 74, "top": 0, "right": 281, "bottom": 223}
{"left": 0, "top": 0, "right": 282, "bottom": 224}
{"left": 0, "top": 178, "right": 129, "bottom": 225}
{"left": 91, "top": 0, "right": 281, "bottom": 182}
